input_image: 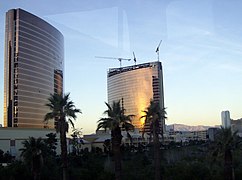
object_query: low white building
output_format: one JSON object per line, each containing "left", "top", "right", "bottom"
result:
{"left": 83, "top": 130, "right": 111, "bottom": 151}
{"left": 164, "top": 130, "right": 208, "bottom": 143}
{"left": 82, "top": 129, "right": 154, "bottom": 152}
{"left": 0, "top": 127, "right": 61, "bottom": 158}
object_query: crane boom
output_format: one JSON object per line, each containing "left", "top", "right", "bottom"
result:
{"left": 95, "top": 56, "right": 131, "bottom": 67}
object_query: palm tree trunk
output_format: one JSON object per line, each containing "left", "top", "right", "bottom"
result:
{"left": 60, "top": 121, "right": 68, "bottom": 180}
{"left": 32, "top": 154, "right": 41, "bottom": 180}
{"left": 153, "top": 124, "right": 161, "bottom": 180}
{"left": 224, "top": 149, "right": 234, "bottom": 180}
{"left": 112, "top": 128, "right": 122, "bottom": 180}
{"left": 113, "top": 141, "right": 121, "bottom": 180}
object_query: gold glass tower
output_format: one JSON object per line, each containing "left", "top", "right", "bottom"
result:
{"left": 107, "top": 61, "right": 165, "bottom": 132}
{"left": 4, "top": 9, "right": 64, "bottom": 128}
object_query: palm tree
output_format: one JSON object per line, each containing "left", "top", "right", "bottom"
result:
{"left": 44, "top": 133, "right": 58, "bottom": 157}
{"left": 44, "top": 93, "right": 81, "bottom": 180}
{"left": 20, "top": 137, "right": 46, "bottom": 180}
{"left": 97, "top": 101, "right": 134, "bottom": 180}
{"left": 140, "top": 100, "right": 167, "bottom": 180}
{"left": 212, "top": 127, "right": 242, "bottom": 180}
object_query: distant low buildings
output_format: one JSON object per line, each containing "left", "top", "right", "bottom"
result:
{"left": 0, "top": 127, "right": 95, "bottom": 159}
{"left": 231, "top": 118, "right": 242, "bottom": 137}
{"left": 82, "top": 127, "right": 212, "bottom": 151}
{"left": 164, "top": 130, "right": 208, "bottom": 144}
{"left": 82, "top": 129, "right": 149, "bottom": 151}
{"left": 0, "top": 125, "right": 226, "bottom": 159}
{"left": 207, "top": 127, "right": 220, "bottom": 141}
{"left": 83, "top": 130, "right": 111, "bottom": 151}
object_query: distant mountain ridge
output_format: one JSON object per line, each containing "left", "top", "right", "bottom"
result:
{"left": 166, "top": 124, "right": 214, "bottom": 132}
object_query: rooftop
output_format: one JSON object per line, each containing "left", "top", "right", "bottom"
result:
{"left": 108, "top": 61, "right": 161, "bottom": 77}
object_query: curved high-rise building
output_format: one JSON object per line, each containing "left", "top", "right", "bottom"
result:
{"left": 107, "top": 61, "right": 165, "bottom": 132}
{"left": 4, "top": 9, "right": 64, "bottom": 128}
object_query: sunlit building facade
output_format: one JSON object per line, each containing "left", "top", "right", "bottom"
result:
{"left": 4, "top": 9, "right": 64, "bottom": 128}
{"left": 107, "top": 61, "right": 165, "bottom": 132}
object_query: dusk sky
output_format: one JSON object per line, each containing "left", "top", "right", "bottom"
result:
{"left": 0, "top": 0, "right": 242, "bottom": 134}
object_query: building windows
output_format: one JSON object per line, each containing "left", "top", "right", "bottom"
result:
{"left": 4, "top": 8, "right": 64, "bottom": 128}
{"left": 107, "top": 62, "right": 164, "bottom": 131}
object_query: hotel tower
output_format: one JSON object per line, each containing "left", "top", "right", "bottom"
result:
{"left": 107, "top": 61, "right": 165, "bottom": 132}
{"left": 221, "top": 110, "right": 231, "bottom": 129}
{"left": 4, "top": 9, "right": 64, "bottom": 128}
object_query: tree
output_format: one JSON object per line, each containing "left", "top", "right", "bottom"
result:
{"left": 20, "top": 137, "right": 46, "bottom": 180}
{"left": 44, "top": 93, "right": 81, "bottom": 180}
{"left": 70, "top": 128, "right": 83, "bottom": 155}
{"left": 97, "top": 101, "right": 134, "bottom": 180}
{"left": 212, "top": 127, "right": 242, "bottom": 180}
{"left": 0, "top": 149, "right": 12, "bottom": 163}
{"left": 44, "top": 133, "right": 58, "bottom": 157}
{"left": 140, "top": 100, "right": 167, "bottom": 180}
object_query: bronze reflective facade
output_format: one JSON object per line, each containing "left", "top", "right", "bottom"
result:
{"left": 4, "top": 9, "right": 64, "bottom": 128}
{"left": 107, "top": 61, "right": 165, "bottom": 131}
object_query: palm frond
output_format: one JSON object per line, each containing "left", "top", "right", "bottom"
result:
{"left": 97, "top": 100, "right": 134, "bottom": 133}
{"left": 45, "top": 93, "right": 81, "bottom": 132}
{"left": 68, "top": 119, "right": 75, "bottom": 129}
{"left": 140, "top": 99, "right": 167, "bottom": 135}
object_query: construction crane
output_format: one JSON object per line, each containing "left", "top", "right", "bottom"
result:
{"left": 95, "top": 56, "right": 131, "bottom": 67}
{"left": 133, "top": 52, "right": 137, "bottom": 65}
{"left": 155, "top": 40, "right": 162, "bottom": 62}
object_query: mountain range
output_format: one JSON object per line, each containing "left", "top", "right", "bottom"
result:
{"left": 166, "top": 124, "right": 218, "bottom": 132}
